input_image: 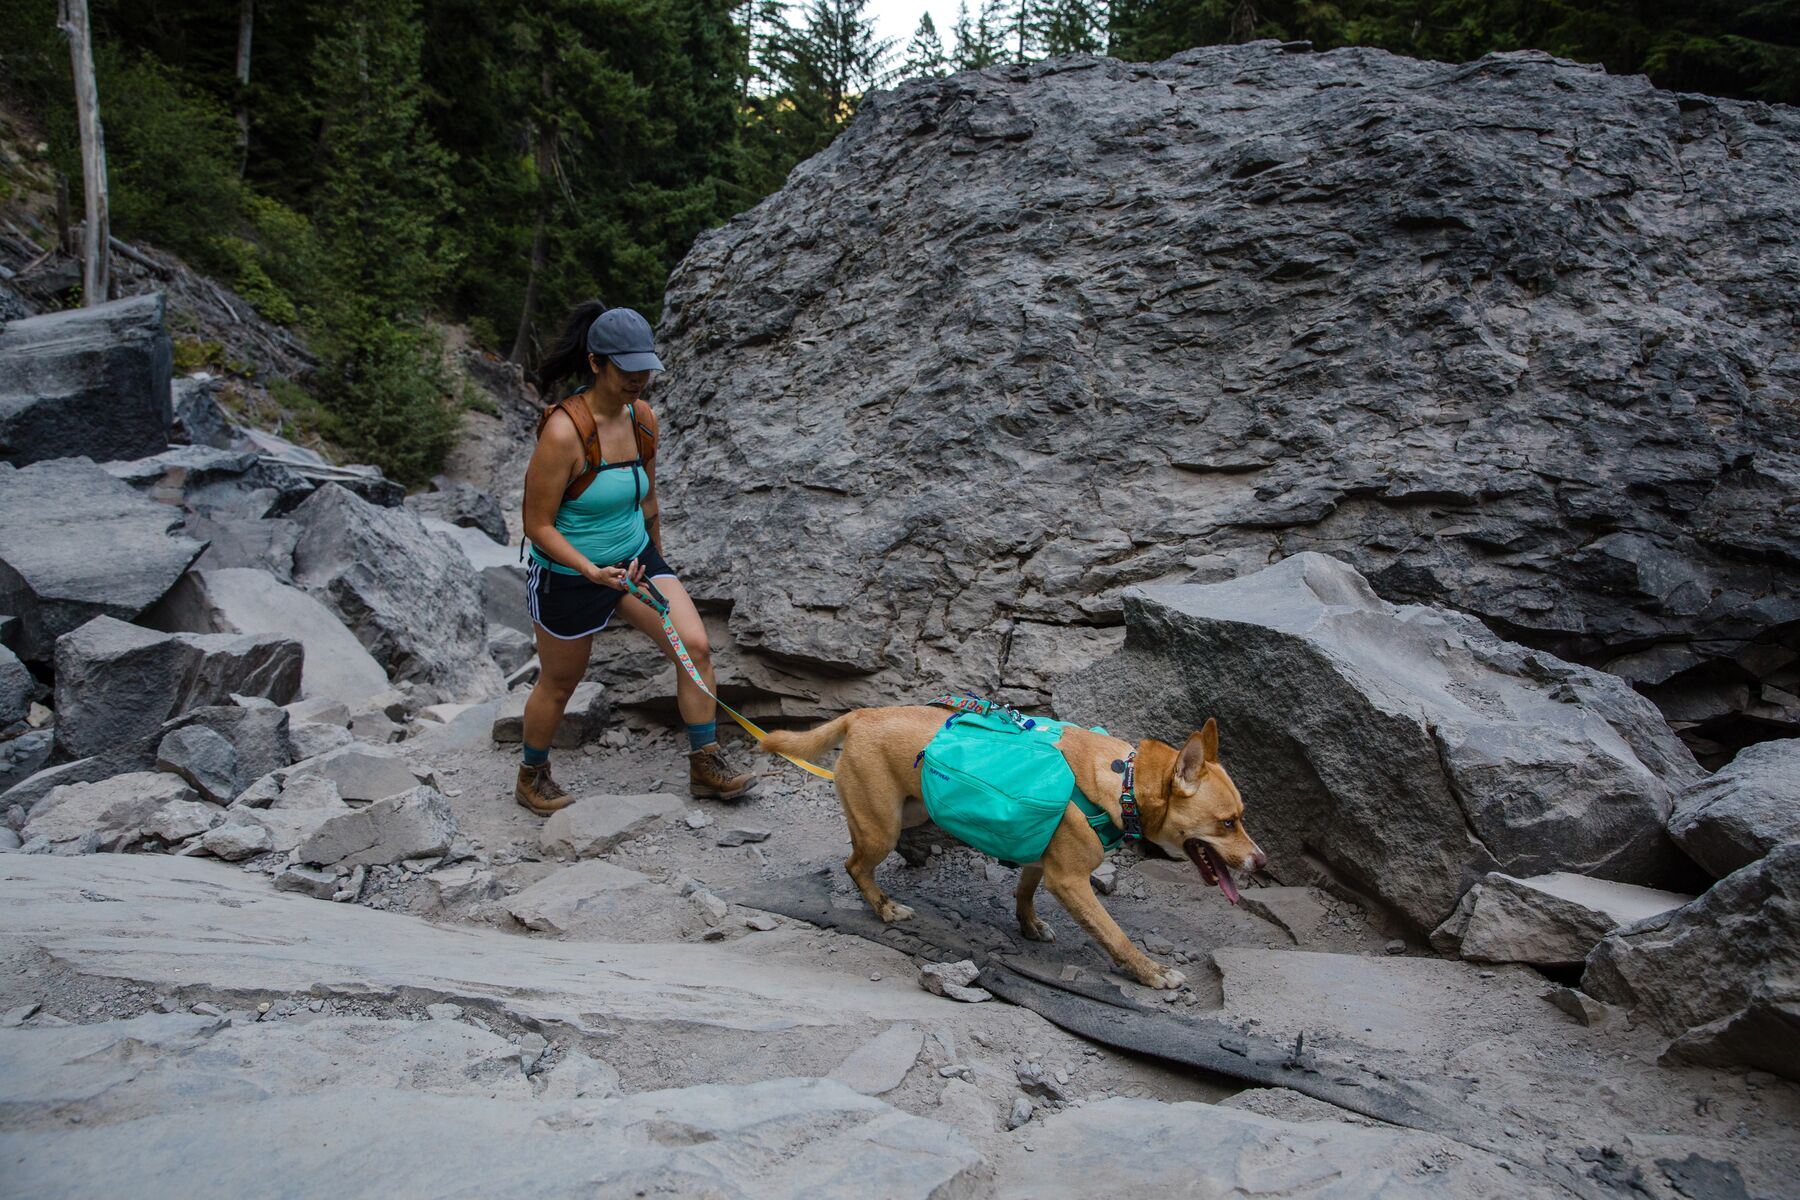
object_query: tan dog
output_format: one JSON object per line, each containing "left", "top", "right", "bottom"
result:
{"left": 760, "top": 706, "right": 1267, "bottom": 989}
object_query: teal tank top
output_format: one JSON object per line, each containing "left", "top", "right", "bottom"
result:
{"left": 530, "top": 458, "right": 650, "bottom": 575}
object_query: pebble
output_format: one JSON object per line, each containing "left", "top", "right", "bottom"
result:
{"left": 518, "top": 1032, "right": 549, "bottom": 1074}
{"left": 870, "top": 973, "right": 882, "bottom": 981}
{"left": 702, "top": 928, "right": 728, "bottom": 941}
{"left": 744, "top": 915, "right": 778, "bottom": 932}
{"left": 1007, "top": 1097, "right": 1034, "bottom": 1129}
{"left": 190, "top": 1002, "right": 224, "bottom": 1017}
{"left": 685, "top": 811, "right": 714, "bottom": 830}
{"left": 716, "top": 828, "right": 771, "bottom": 847}
{"left": 426, "top": 1003, "right": 465, "bottom": 1021}
{"left": 1384, "top": 939, "right": 1406, "bottom": 955}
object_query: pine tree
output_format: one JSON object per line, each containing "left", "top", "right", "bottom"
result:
{"left": 952, "top": 0, "right": 1009, "bottom": 67}
{"left": 308, "top": 0, "right": 458, "bottom": 484}
{"left": 898, "top": 11, "right": 949, "bottom": 78}
{"left": 750, "top": 0, "right": 893, "bottom": 173}
{"left": 1039, "top": 0, "right": 1105, "bottom": 54}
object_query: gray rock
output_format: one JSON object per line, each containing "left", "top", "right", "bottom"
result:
{"left": 500, "top": 861, "right": 660, "bottom": 937}
{"left": 536, "top": 1050, "right": 621, "bottom": 1102}
{"left": 0, "top": 728, "right": 53, "bottom": 795}
{"left": 406, "top": 482, "right": 507, "bottom": 546}
{"left": 0, "top": 293, "right": 172, "bottom": 467}
{"left": 1007, "top": 1096, "right": 1034, "bottom": 1129}
{"left": 656, "top": 44, "right": 1800, "bottom": 746}
{"left": 283, "top": 744, "right": 429, "bottom": 805}
{"left": 0, "top": 748, "right": 156, "bottom": 816}
{"left": 480, "top": 565, "right": 532, "bottom": 637}
{"left": 141, "top": 568, "right": 390, "bottom": 707}
{"left": 53, "top": 616, "right": 302, "bottom": 759}
{"left": 1015, "top": 1061, "right": 1070, "bottom": 1103}
{"left": 716, "top": 827, "right": 771, "bottom": 847}
{"left": 200, "top": 817, "right": 272, "bottom": 861}
{"left": 1668, "top": 740, "right": 1800, "bottom": 879}
{"left": 296, "top": 785, "right": 458, "bottom": 868}
{"left": 998, "top": 1097, "right": 1526, "bottom": 1198}
{"left": 272, "top": 863, "right": 339, "bottom": 899}
{"left": 1433, "top": 872, "right": 1693, "bottom": 967}
{"left": 160, "top": 705, "right": 294, "bottom": 789}
{"left": 538, "top": 794, "right": 681, "bottom": 859}
{"left": 827, "top": 1023, "right": 922, "bottom": 1095}
{"left": 490, "top": 681, "right": 607, "bottom": 748}
{"left": 22, "top": 772, "right": 197, "bottom": 850}
{"left": 1544, "top": 987, "right": 1614, "bottom": 1028}
{"left": 0, "top": 458, "right": 203, "bottom": 663}
{"left": 1055, "top": 554, "right": 1702, "bottom": 931}
{"left": 0, "top": 827, "right": 21, "bottom": 851}
{"left": 155, "top": 726, "right": 239, "bottom": 804}
{"left": 1585, "top": 842, "right": 1800, "bottom": 1080}
{"left": 486, "top": 625, "right": 534, "bottom": 675}
{"left": 516, "top": 1031, "right": 549, "bottom": 1075}
{"left": 182, "top": 511, "right": 300, "bottom": 582}
{"left": 140, "top": 798, "right": 222, "bottom": 844}
{"left": 1239, "top": 886, "right": 1333, "bottom": 947}
{"left": 919, "top": 960, "right": 991, "bottom": 1003}
{"left": 288, "top": 720, "right": 355, "bottom": 761}
{"left": 169, "top": 374, "right": 238, "bottom": 451}
{"left": 0, "top": 643, "right": 32, "bottom": 726}
{"left": 100, "top": 445, "right": 274, "bottom": 515}
{"left": 290, "top": 485, "right": 501, "bottom": 702}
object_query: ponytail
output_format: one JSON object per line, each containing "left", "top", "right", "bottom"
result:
{"left": 535, "top": 299, "right": 606, "bottom": 396}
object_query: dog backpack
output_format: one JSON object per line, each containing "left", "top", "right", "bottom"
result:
{"left": 917, "top": 701, "right": 1122, "bottom": 865}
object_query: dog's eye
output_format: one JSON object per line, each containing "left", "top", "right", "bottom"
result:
{"left": 1221, "top": 818, "right": 1235, "bottom": 831}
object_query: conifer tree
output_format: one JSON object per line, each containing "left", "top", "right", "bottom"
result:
{"left": 899, "top": 11, "right": 949, "bottom": 78}
{"left": 1039, "top": 0, "right": 1106, "bottom": 54}
{"left": 951, "top": 0, "right": 1009, "bottom": 67}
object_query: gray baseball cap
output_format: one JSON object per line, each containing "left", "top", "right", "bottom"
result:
{"left": 586, "top": 307, "right": 664, "bottom": 373}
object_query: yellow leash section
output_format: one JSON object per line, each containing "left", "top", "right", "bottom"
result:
{"left": 624, "top": 580, "right": 836, "bottom": 782}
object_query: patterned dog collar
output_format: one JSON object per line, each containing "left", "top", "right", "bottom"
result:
{"left": 1111, "top": 752, "right": 1142, "bottom": 841}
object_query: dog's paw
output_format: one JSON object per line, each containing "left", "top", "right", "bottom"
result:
{"left": 1019, "top": 918, "right": 1056, "bottom": 942}
{"left": 879, "top": 901, "right": 915, "bottom": 923}
{"left": 1138, "top": 964, "right": 1185, "bottom": 990}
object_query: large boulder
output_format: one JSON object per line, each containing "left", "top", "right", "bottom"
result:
{"left": 0, "top": 458, "right": 204, "bottom": 663}
{"left": 181, "top": 512, "right": 300, "bottom": 581}
{"left": 159, "top": 704, "right": 295, "bottom": 791}
{"left": 142, "top": 568, "right": 389, "bottom": 707}
{"left": 406, "top": 482, "right": 507, "bottom": 546}
{"left": 1585, "top": 842, "right": 1800, "bottom": 1080}
{"left": 0, "top": 747, "right": 156, "bottom": 817}
{"left": 21, "top": 771, "right": 199, "bottom": 852}
{"left": 1054, "top": 553, "right": 1704, "bottom": 932}
{"left": 52, "top": 616, "right": 302, "bottom": 760}
{"left": 0, "top": 293, "right": 173, "bottom": 466}
{"left": 1668, "top": 739, "right": 1800, "bottom": 879}
{"left": 0, "top": 643, "right": 31, "bottom": 726}
{"left": 654, "top": 44, "right": 1800, "bottom": 745}
{"left": 290, "top": 485, "right": 502, "bottom": 702}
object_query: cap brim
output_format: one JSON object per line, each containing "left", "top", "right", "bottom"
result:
{"left": 608, "top": 352, "right": 663, "bottom": 372}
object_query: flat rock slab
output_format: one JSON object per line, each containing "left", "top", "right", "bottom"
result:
{"left": 0, "top": 1073, "right": 980, "bottom": 1200}
{"left": 1239, "top": 885, "right": 1334, "bottom": 946}
{"left": 539, "top": 793, "right": 682, "bottom": 859}
{"left": 997, "top": 1097, "right": 1528, "bottom": 1199}
{"left": 0, "top": 459, "right": 203, "bottom": 664}
{"left": 827, "top": 1022, "right": 923, "bottom": 1095}
{"left": 283, "top": 744, "right": 431, "bottom": 805}
{"left": 0, "top": 855, "right": 961, "bottom": 1035}
{"left": 297, "top": 785, "right": 457, "bottom": 868}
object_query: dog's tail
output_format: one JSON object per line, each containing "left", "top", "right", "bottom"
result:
{"left": 759, "top": 712, "right": 856, "bottom": 764}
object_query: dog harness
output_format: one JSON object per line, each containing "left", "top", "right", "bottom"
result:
{"left": 918, "top": 695, "right": 1127, "bottom": 864}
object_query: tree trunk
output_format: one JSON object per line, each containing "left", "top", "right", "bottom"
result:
{"left": 57, "top": 0, "right": 109, "bottom": 305}
{"left": 235, "top": 0, "right": 254, "bottom": 175}
{"left": 509, "top": 64, "right": 559, "bottom": 364}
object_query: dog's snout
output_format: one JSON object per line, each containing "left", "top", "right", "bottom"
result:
{"left": 1247, "top": 845, "right": 1268, "bottom": 872}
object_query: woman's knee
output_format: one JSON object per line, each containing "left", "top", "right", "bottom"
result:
{"left": 684, "top": 630, "right": 712, "bottom": 668}
{"left": 532, "top": 672, "right": 581, "bottom": 706}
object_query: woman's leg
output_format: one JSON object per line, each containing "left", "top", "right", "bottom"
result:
{"left": 614, "top": 576, "right": 715, "bottom": 726}
{"left": 615, "top": 577, "right": 756, "bottom": 799}
{"left": 515, "top": 624, "right": 592, "bottom": 814}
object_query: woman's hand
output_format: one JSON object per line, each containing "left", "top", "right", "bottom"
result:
{"left": 584, "top": 558, "right": 645, "bottom": 592}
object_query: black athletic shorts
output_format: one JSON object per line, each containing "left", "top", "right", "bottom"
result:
{"left": 525, "top": 540, "right": 677, "bottom": 640}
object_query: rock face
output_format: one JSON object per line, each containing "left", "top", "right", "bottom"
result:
{"left": 1432, "top": 872, "right": 1692, "bottom": 967}
{"left": 1055, "top": 553, "right": 1702, "bottom": 931}
{"left": 53, "top": 617, "right": 303, "bottom": 760}
{"left": 0, "top": 293, "right": 173, "bottom": 466}
{"left": 0, "top": 458, "right": 204, "bottom": 663}
{"left": 1668, "top": 739, "right": 1800, "bottom": 879}
{"left": 1585, "top": 842, "right": 1800, "bottom": 1080}
{"left": 143, "top": 567, "right": 390, "bottom": 706}
{"left": 290, "top": 485, "right": 502, "bottom": 702}
{"left": 654, "top": 44, "right": 1800, "bottom": 743}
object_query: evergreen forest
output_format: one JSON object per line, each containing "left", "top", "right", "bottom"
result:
{"left": 2, "top": 0, "right": 1792, "bottom": 482}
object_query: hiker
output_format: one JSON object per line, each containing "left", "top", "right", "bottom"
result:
{"left": 514, "top": 301, "right": 757, "bottom": 815}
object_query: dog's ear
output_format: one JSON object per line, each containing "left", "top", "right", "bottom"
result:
{"left": 1175, "top": 718, "right": 1218, "bottom": 783}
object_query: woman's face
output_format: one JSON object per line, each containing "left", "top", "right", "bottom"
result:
{"left": 591, "top": 355, "right": 654, "bottom": 399}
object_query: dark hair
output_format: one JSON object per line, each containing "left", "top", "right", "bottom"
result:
{"left": 535, "top": 299, "right": 606, "bottom": 396}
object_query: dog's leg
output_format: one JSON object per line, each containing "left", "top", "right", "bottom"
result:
{"left": 1014, "top": 865, "right": 1055, "bottom": 942}
{"left": 835, "top": 758, "right": 914, "bottom": 924}
{"left": 1041, "top": 836, "right": 1184, "bottom": 990}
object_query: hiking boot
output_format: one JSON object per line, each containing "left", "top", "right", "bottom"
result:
{"left": 689, "top": 742, "right": 757, "bottom": 800}
{"left": 515, "top": 762, "right": 574, "bottom": 816}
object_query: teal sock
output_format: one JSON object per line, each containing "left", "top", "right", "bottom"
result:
{"left": 522, "top": 743, "right": 549, "bottom": 767}
{"left": 686, "top": 721, "right": 717, "bottom": 752}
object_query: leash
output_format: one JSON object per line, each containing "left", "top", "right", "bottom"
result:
{"left": 622, "top": 578, "right": 836, "bottom": 781}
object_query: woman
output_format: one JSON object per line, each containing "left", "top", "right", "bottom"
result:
{"left": 515, "top": 301, "right": 756, "bottom": 815}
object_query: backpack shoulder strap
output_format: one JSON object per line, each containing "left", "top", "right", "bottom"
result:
{"left": 630, "top": 400, "right": 659, "bottom": 464}
{"left": 537, "top": 394, "right": 601, "bottom": 501}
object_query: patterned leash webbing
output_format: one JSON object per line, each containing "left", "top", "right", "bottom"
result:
{"left": 623, "top": 579, "right": 836, "bottom": 782}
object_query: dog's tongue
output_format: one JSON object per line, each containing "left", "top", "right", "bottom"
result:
{"left": 1184, "top": 839, "right": 1241, "bottom": 905}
